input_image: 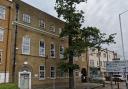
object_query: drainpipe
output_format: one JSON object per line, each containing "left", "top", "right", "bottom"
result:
{"left": 4, "top": 6, "right": 11, "bottom": 83}
{"left": 12, "top": 3, "right": 19, "bottom": 83}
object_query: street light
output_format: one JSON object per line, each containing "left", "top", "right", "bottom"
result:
{"left": 119, "top": 9, "right": 128, "bottom": 61}
{"left": 119, "top": 9, "right": 128, "bottom": 89}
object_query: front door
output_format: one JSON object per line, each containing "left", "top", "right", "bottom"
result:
{"left": 19, "top": 72, "right": 31, "bottom": 89}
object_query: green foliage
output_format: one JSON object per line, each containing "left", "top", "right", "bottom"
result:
{"left": 0, "top": 83, "right": 19, "bottom": 89}
{"left": 59, "top": 61, "right": 80, "bottom": 72}
{"left": 81, "top": 27, "right": 116, "bottom": 49}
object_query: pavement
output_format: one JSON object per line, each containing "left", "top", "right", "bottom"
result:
{"left": 54, "top": 81, "right": 126, "bottom": 89}
{"left": 39, "top": 81, "right": 126, "bottom": 89}
{"left": 92, "top": 81, "right": 126, "bottom": 89}
{"left": 48, "top": 82, "right": 104, "bottom": 89}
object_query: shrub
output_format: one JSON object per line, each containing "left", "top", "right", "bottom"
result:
{"left": 0, "top": 83, "right": 19, "bottom": 89}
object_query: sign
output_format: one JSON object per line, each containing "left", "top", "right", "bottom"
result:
{"left": 106, "top": 60, "right": 128, "bottom": 72}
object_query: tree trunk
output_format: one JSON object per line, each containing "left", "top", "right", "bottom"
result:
{"left": 69, "top": 68, "right": 74, "bottom": 89}
{"left": 69, "top": 36, "right": 74, "bottom": 89}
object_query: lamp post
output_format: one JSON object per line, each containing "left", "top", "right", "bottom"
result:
{"left": 119, "top": 9, "right": 128, "bottom": 89}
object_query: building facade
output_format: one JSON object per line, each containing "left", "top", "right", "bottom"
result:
{"left": 0, "top": 0, "right": 69, "bottom": 89}
{"left": 88, "top": 48, "right": 117, "bottom": 77}
{"left": 0, "top": 0, "right": 118, "bottom": 89}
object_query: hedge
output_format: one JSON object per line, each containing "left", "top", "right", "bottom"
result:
{"left": 0, "top": 83, "right": 19, "bottom": 89}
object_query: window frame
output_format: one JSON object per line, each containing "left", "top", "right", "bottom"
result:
{"left": 23, "top": 13, "right": 31, "bottom": 23}
{"left": 60, "top": 45, "right": 64, "bottom": 58}
{"left": 50, "top": 43, "right": 56, "bottom": 58}
{"left": 22, "top": 36, "right": 30, "bottom": 55}
{"left": 50, "top": 66, "right": 56, "bottom": 79}
{"left": 59, "top": 28, "right": 62, "bottom": 34}
{"left": 39, "top": 65, "right": 45, "bottom": 80}
{"left": 0, "top": 50, "right": 2, "bottom": 64}
{"left": 0, "top": 28, "right": 4, "bottom": 41}
{"left": 39, "top": 19, "right": 45, "bottom": 29}
{"left": 49, "top": 25, "right": 55, "bottom": 32}
{"left": 0, "top": 6, "right": 5, "bottom": 20}
{"left": 39, "top": 40, "right": 45, "bottom": 57}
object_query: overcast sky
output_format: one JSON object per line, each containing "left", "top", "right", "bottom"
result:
{"left": 22, "top": 0, "right": 128, "bottom": 59}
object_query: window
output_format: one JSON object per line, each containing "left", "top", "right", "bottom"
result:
{"left": 60, "top": 71, "right": 66, "bottom": 78}
{"left": 49, "top": 25, "right": 55, "bottom": 32}
{"left": 103, "top": 61, "right": 106, "bottom": 67}
{"left": 50, "top": 43, "right": 55, "bottom": 58}
{"left": 90, "top": 60, "right": 94, "bottom": 67}
{"left": 39, "top": 20, "right": 45, "bottom": 29}
{"left": 75, "top": 70, "right": 79, "bottom": 77}
{"left": 97, "top": 61, "right": 99, "bottom": 66}
{"left": 0, "top": 6, "right": 5, "bottom": 19}
{"left": 0, "top": 28, "right": 4, "bottom": 41}
{"left": 103, "top": 53, "right": 106, "bottom": 58}
{"left": 39, "top": 40, "right": 45, "bottom": 57}
{"left": 22, "top": 36, "right": 30, "bottom": 54}
{"left": 50, "top": 66, "right": 56, "bottom": 79}
{"left": 59, "top": 28, "right": 62, "bottom": 34}
{"left": 39, "top": 65, "right": 45, "bottom": 80}
{"left": 60, "top": 45, "right": 64, "bottom": 58}
{"left": 0, "top": 51, "right": 2, "bottom": 64}
{"left": 100, "top": 61, "right": 102, "bottom": 66}
{"left": 23, "top": 14, "right": 31, "bottom": 23}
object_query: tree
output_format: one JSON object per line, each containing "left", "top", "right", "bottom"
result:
{"left": 55, "top": 0, "right": 86, "bottom": 89}
{"left": 55, "top": 1, "right": 116, "bottom": 89}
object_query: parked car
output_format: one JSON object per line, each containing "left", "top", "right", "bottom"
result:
{"left": 112, "top": 74, "right": 125, "bottom": 81}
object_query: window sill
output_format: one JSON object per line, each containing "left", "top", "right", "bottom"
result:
{"left": 50, "top": 57, "right": 56, "bottom": 59}
{"left": 50, "top": 78, "right": 56, "bottom": 79}
{"left": 39, "top": 78, "right": 45, "bottom": 80}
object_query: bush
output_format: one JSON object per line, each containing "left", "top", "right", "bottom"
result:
{"left": 0, "top": 83, "right": 19, "bottom": 89}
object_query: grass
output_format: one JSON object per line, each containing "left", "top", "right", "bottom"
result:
{"left": 0, "top": 83, "right": 19, "bottom": 89}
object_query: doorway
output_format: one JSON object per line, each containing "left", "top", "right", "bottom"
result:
{"left": 19, "top": 71, "right": 31, "bottom": 89}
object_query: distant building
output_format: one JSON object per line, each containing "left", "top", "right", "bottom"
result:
{"left": 88, "top": 48, "right": 117, "bottom": 77}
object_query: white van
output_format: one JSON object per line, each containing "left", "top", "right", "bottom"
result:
{"left": 112, "top": 74, "right": 126, "bottom": 81}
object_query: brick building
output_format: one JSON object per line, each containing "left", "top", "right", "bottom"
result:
{"left": 0, "top": 0, "right": 117, "bottom": 89}
{"left": 0, "top": 0, "right": 69, "bottom": 89}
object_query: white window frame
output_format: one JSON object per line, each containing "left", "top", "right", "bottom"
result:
{"left": 0, "top": 50, "right": 2, "bottom": 64}
{"left": 39, "top": 40, "right": 45, "bottom": 57}
{"left": 50, "top": 66, "right": 56, "bottom": 79}
{"left": 50, "top": 43, "right": 56, "bottom": 58}
{"left": 0, "top": 28, "right": 4, "bottom": 41}
{"left": 49, "top": 25, "right": 55, "bottom": 32}
{"left": 0, "top": 6, "right": 5, "bottom": 20}
{"left": 39, "top": 65, "right": 45, "bottom": 80}
{"left": 22, "top": 36, "right": 30, "bottom": 55}
{"left": 39, "top": 19, "right": 45, "bottom": 29}
{"left": 59, "top": 28, "right": 62, "bottom": 34}
{"left": 23, "top": 14, "right": 31, "bottom": 23}
{"left": 60, "top": 45, "right": 64, "bottom": 58}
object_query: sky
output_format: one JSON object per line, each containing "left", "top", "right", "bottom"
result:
{"left": 22, "top": 0, "right": 128, "bottom": 59}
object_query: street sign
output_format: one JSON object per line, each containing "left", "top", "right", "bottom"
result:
{"left": 107, "top": 60, "right": 128, "bottom": 72}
